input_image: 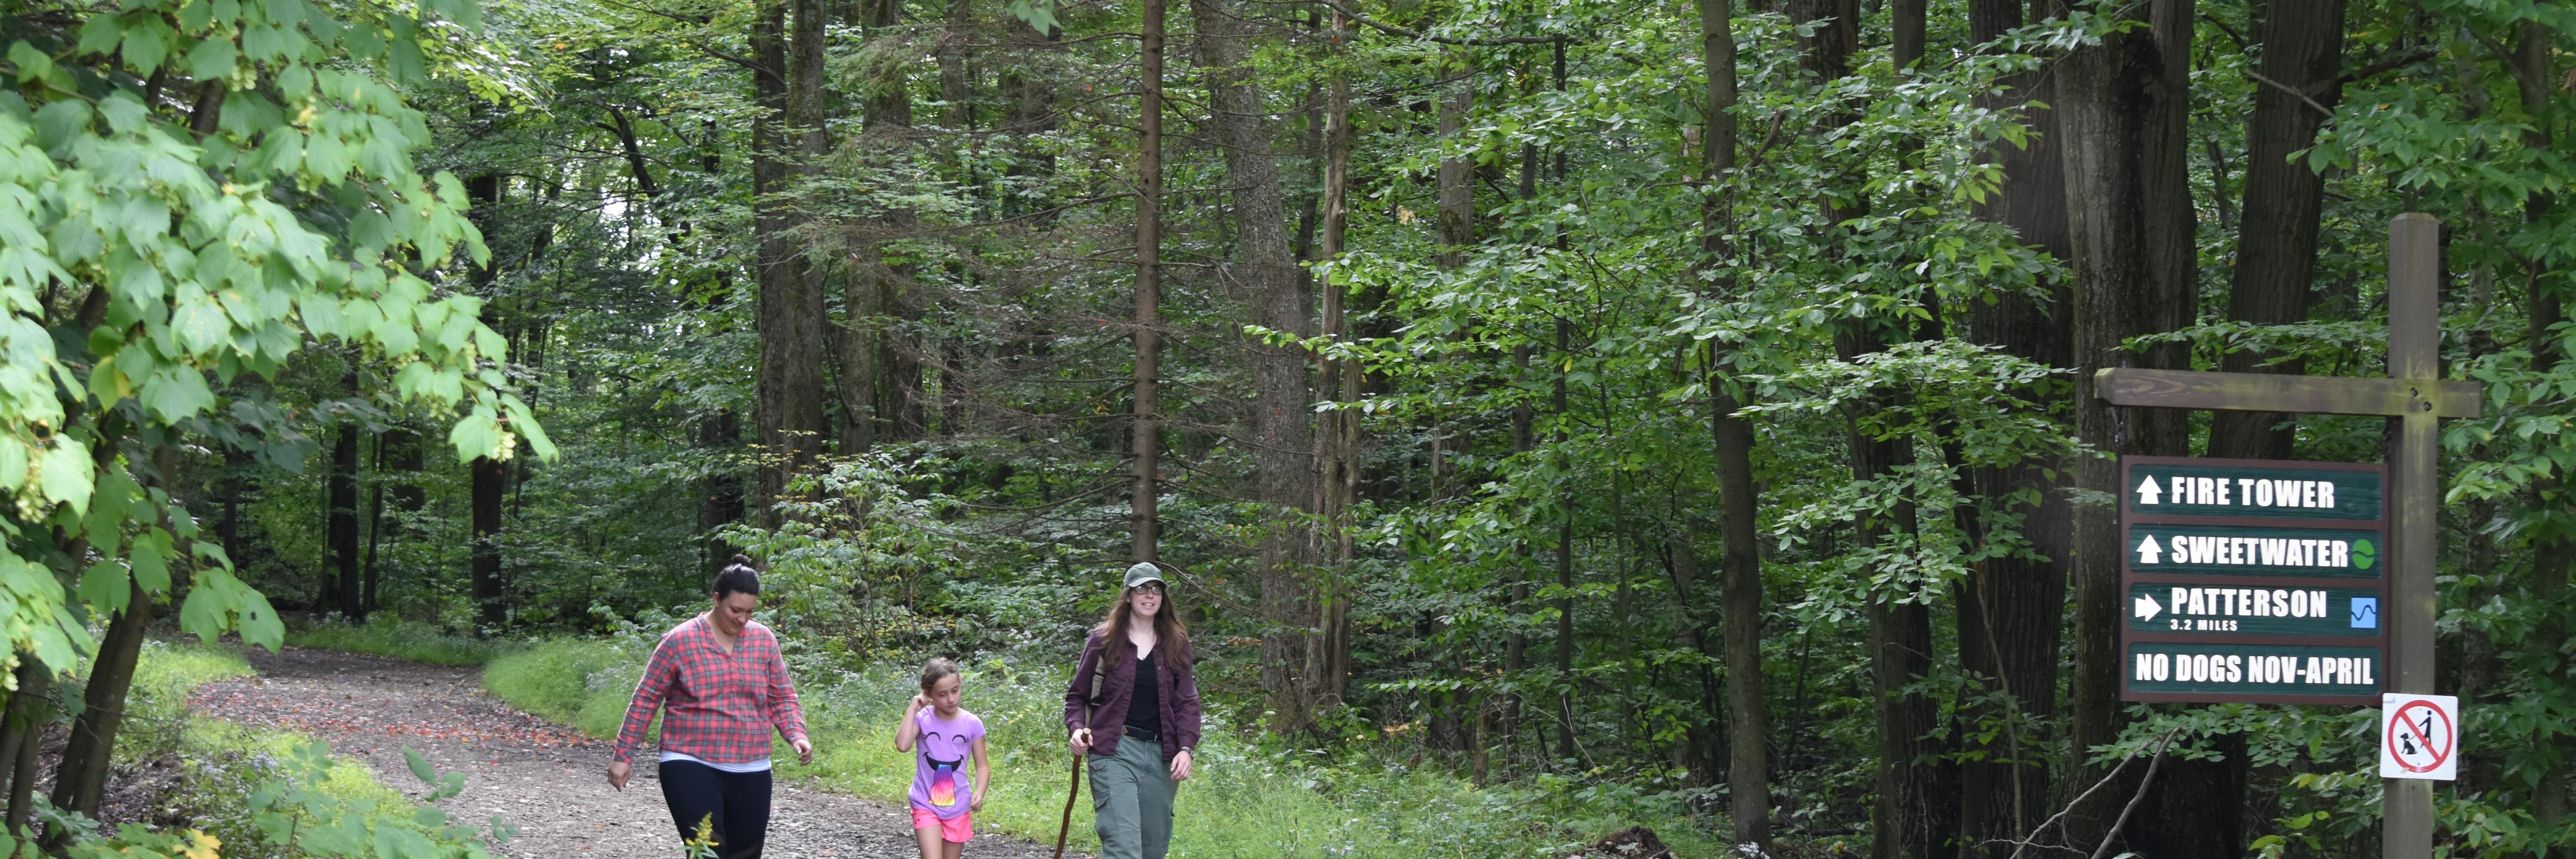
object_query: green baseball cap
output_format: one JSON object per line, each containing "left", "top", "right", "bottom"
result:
{"left": 1124, "top": 562, "right": 1165, "bottom": 589}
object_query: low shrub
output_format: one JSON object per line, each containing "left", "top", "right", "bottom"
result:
{"left": 46, "top": 642, "right": 517, "bottom": 859}
{"left": 284, "top": 618, "right": 517, "bottom": 666}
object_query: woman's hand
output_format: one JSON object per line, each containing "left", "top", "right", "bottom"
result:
{"left": 608, "top": 759, "right": 631, "bottom": 791}
{"left": 792, "top": 736, "right": 815, "bottom": 766}
{"left": 1068, "top": 728, "right": 1092, "bottom": 755}
{"left": 1169, "top": 749, "right": 1193, "bottom": 782}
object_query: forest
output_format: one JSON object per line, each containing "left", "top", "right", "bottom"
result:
{"left": 1, "top": 0, "right": 2573, "bottom": 854}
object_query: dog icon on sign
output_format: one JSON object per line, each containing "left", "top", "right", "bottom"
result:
{"left": 2350, "top": 597, "right": 2379, "bottom": 629}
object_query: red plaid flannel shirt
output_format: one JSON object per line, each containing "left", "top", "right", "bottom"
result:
{"left": 613, "top": 615, "right": 809, "bottom": 765}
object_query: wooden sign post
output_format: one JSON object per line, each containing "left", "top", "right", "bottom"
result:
{"left": 2096, "top": 214, "right": 2481, "bottom": 859}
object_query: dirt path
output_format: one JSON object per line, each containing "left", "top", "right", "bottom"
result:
{"left": 190, "top": 647, "right": 1075, "bottom": 859}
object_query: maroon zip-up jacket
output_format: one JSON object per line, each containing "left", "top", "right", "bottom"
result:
{"left": 1063, "top": 628, "right": 1202, "bottom": 762}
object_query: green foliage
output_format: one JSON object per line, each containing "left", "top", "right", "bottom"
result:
{"left": 0, "top": 0, "right": 552, "bottom": 705}
{"left": 286, "top": 617, "right": 519, "bottom": 666}
{"left": 482, "top": 634, "right": 637, "bottom": 737}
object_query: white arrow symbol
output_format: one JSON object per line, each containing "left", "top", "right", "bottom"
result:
{"left": 2134, "top": 594, "right": 2162, "bottom": 621}
{"left": 2136, "top": 534, "right": 2164, "bottom": 564}
{"left": 2136, "top": 477, "right": 2163, "bottom": 505}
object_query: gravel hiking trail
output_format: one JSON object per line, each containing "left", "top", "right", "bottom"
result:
{"left": 190, "top": 646, "right": 1078, "bottom": 859}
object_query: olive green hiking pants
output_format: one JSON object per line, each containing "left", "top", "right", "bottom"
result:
{"left": 1088, "top": 737, "right": 1175, "bottom": 859}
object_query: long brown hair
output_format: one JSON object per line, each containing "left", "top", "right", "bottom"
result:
{"left": 1097, "top": 583, "right": 1191, "bottom": 660}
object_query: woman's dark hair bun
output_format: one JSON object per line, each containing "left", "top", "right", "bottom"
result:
{"left": 714, "top": 557, "right": 762, "bottom": 599}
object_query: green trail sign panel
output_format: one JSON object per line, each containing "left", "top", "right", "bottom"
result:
{"left": 2125, "top": 642, "right": 2384, "bottom": 702}
{"left": 2124, "top": 458, "right": 2385, "bottom": 522}
{"left": 2127, "top": 584, "right": 2383, "bottom": 638}
{"left": 2120, "top": 455, "right": 2389, "bottom": 705}
{"left": 2125, "top": 524, "right": 2384, "bottom": 579}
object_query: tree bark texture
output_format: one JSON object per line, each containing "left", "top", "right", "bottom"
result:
{"left": 1192, "top": 0, "right": 1321, "bottom": 737}
{"left": 697, "top": 409, "right": 746, "bottom": 572}
{"left": 464, "top": 173, "right": 508, "bottom": 630}
{"left": 49, "top": 575, "right": 149, "bottom": 822}
{"left": 471, "top": 454, "right": 507, "bottom": 627}
{"left": 1133, "top": 0, "right": 1164, "bottom": 564}
{"left": 1955, "top": 1, "right": 2073, "bottom": 854}
{"left": 2208, "top": 0, "right": 2347, "bottom": 460}
{"left": 1698, "top": 0, "right": 1768, "bottom": 847}
{"left": 752, "top": 0, "right": 828, "bottom": 520}
{"left": 1437, "top": 75, "right": 1474, "bottom": 270}
{"left": 0, "top": 656, "right": 48, "bottom": 829}
{"left": 1841, "top": 328, "right": 1949, "bottom": 859}
{"left": 2059, "top": 0, "right": 2198, "bottom": 847}
{"left": 1312, "top": 7, "right": 1356, "bottom": 708}
{"left": 326, "top": 405, "right": 364, "bottom": 621}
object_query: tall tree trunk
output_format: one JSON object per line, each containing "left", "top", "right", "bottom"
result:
{"left": 218, "top": 446, "right": 251, "bottom": 572}
{"left": 326, "top": 391, "right": 364, "bottom": 621}
{"left": 1428, "top": 68, "right": 1474, "bottom": 497}
{"left": 752, "top": 0, "right": 828, "bottom": 520}
{"left": 1842, "top": 328, "right": 1946, "bottom": 859}
{"left": 697, "top": 410, "right": 745, "bottom": 572}
{"left": 1192, "top": 0, "right": 1320, "bottom": 736}
{"left": 1437, "top": 76, "right": 1474, "bottom": 270}
{"left": 2510, "top": 17, "right": 2567, "bottom": 834}
{"left": 49, "top": 574, "right": 150, "bottom": 824}
{"left": 1132, "top": 0, "right": 1164, "bottom": 563}
{"left": 361, "top": 430, "right": 385, "bottom": 616}
{"left": 1553, "top": 319, "right": 1576, "bottom": 762}
{"left": 2149, "top": 3, "right": 2354, "bottom": 855}
{"left": 1956, "top": 0, "right": 2073, "bottom": 854}
{"left": 465, "top": 174, "right": 508, "bottom": 630}
{"left": 1312, "top": 6, "right": 1355, "bottom": 710}
{"left": 1785, "top": 0, "right": 1949, "bottom": 853}
{"left": 471, "top": 454, "right": 507, "bottom": 628}
{"left": 2059, "top": 0, "right": 2198, "bottom": 847}
{"left": 2209, "top": 0, "right": 2346, "bottom": 457}
{"left": 0, "top": 656, "right": 48, "bottom": 829}
{"left": 1698, "top": 0, "right": 1768, "bottom": 846}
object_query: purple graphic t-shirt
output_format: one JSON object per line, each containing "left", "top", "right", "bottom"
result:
{"left": 908, "top": 708, "right": 984, "bottom": 819}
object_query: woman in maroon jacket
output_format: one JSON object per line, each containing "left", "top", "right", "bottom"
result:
{"left": 1064, "top": 563, "right": 1203, "bottom": 859}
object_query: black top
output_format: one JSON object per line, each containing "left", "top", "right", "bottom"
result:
{"left": 1125, "top": 649, "right": 1161, "bottom": 737}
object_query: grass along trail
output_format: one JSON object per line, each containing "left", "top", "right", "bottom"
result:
{"left": 190, "top": 646, "right": 1075, "bottom": 859}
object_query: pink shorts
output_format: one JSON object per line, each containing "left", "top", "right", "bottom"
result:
{"left": 910, "top": 808, "right": 972, "bottom": 843}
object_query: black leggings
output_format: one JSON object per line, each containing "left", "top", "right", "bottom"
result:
{"left": 658, "top": 759, "right": 773, "bottom": 859}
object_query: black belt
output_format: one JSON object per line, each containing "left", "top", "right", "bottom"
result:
{"left": 1122, "top": 725, "right": 1159, "bottom": 743}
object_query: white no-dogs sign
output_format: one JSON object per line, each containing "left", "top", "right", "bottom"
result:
{"left": 2378, "top": 694, "right": 2459, "bottom": 780}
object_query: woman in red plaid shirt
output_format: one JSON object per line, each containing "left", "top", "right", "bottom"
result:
{"left": 607, "top": 556, "right": 814, "bottom": 859}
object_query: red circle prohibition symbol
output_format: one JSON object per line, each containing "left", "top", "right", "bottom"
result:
{"left": 2385, "top": 699, "right": 2455, "bottom": 774}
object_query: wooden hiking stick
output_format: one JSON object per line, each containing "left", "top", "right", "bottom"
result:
{"left": 1052, "top": 752, "right": 1082, "bottom": 859}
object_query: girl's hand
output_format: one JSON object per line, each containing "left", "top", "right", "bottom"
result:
{"left": 1169, "top": 749, "right": 1193, "bottom": 782}
{"left": 1068, "top": 728, "right": 1092, "bottom": 755}
{"left": 908, "top": 694, "right": 929, "bottom": 711}
{"left": 970, "top": 794, "right": 986, "bottom": 813}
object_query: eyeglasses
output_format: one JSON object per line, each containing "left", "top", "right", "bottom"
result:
{"left": 1133, "top": 582, "right": 1166, "bottom": 595}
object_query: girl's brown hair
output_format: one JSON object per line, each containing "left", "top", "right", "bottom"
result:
{"left": 1097, "top": 580, "right": 1191, "bottom": 659}
{"left": 919, "top": 657, "right": 962, "bottom": 691}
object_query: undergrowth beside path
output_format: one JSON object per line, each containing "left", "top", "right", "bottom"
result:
{"left": 128, "top": 640, "right": 502, "bottom": 859}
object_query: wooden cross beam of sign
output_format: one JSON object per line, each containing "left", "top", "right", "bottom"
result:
{"left": 2092, "top": 213, "right": 2480, "bottom": 859}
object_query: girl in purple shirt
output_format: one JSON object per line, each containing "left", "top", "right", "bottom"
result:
{"left": 895, "top": 658, "right": 989, "bottom": 859}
